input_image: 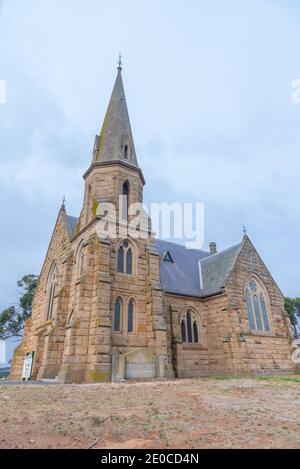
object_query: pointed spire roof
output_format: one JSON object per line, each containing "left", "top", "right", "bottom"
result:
{"left": 93, "top": 64, "right": 138, "bottom": 167}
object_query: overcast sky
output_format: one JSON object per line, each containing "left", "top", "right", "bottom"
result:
{"left": 0, "top": 0, "right": 300, "bottom": 324}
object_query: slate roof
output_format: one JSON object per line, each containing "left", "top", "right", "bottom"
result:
{"left": 155, "top": 239, "right": 243, "bottom": 298}
{"left": 65, "top": 214, "right": 243, "bottom": 298}
{"left": 66, "top": 215, "right": 78, "bottom": 238}
{"left": 154, "top": 239, "right": 211, "bottom": 297}
{"left": 199, "top": 243, "right": 243, "bottom": 297}
{"left": 93, "top": 67, "right": 138, "bottom": 167}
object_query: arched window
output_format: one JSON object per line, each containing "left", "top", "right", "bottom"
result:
{"left": 181, "top": 320, "right": 186, "bottom": 343}
{"left": 193, "top": 321, "right": 199, "bottom": 343}
{"left": 181, "top": 310, "right": 200, "bottom": 344}
{"left": 122, "top": 181, "right": 129, "bottom": 221}
{"left": 117, "top": 246, "right": 124, "bottom": 273}
{"left": 127, "top": 299, "right": 134, "bottom": 333}
{"left": 186, "top": 312, "right": 193, "bottom": 343}
{"left": 245, "top": 278, "right": 270, "bottom": 332}
{"left": 46, "top": 263, "right": 58, "bottom": 320}
{"left": 117, "top": 241, "right": 133, "bottom": 275}
{"left": 126, "top": 248, "right": 133, "bottom": 275}
{"left": 114, "top": 298, "right": 122, "bottom": 332}
{"left": 245, "top": 289, "right": 256, "bottom": 330}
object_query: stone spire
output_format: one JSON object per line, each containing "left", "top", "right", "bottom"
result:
{"left": 92, "top": 60, "right": 138, "bottom": 167}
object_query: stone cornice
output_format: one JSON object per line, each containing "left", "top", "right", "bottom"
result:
{"left": 83, "top": 161, "right": 146, "bottom": 186}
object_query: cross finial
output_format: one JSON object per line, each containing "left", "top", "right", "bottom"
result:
{"left": 118, "top": 53, "right": 122, "bottom": 71}
{"left": 243, "top": 225, "right": 247, "bottom": 237}
{"left": 61, "top": 195, "right": 66, "bottom": 209}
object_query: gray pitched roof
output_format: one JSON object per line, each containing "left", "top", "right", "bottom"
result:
{"left": 66, "top": 215, "right": 78, "bottom": 238}
{"left": 154, "top": 239, "right": 243, "bottom": 298}
{"left": 199, "top": 243, "right": 243, "bottom": 297}
{"left": 154, "top": 239, "right": 211, "bottom": 297}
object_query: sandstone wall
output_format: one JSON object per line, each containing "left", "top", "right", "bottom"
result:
{"left": 165, "top": 293, "right": 235, "bottom": 378}
{"left": 9, "top": 209, "right": 73, "bottom": 380}
{"left": 225, "top": 237, "right": 296, "bottom": 375}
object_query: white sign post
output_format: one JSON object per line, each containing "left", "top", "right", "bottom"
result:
{"left": 22, "top": 353, "right": 33, "bottom": 381}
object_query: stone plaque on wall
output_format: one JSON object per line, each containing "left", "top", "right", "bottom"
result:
{"left": 125, "top": 349, "right": 155, "bottom": 379}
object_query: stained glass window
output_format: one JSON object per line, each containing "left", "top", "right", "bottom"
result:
{"left": 128, "top": 300, "right": 134, "bottom": 333}
{"left": 126, "top": 248, "right": 133, "bottom": 275}
{"left": 246, "top": 288, "right": 256, "bottom": 330}
{"left": 245, "top": 278, "right": 271, "bottom": 333}
{"left": 117, "top": 246, "right": 124, "bottom": 273}
{"left": 181, "top": 320, "right": 187, "bottom": 343}
{"left": 181, "top": 310, "right": 200, "bottom": 344}
{"left": 117, "top": 241, "right": 133, "bottom": 275}
{"left": 114, "top": 298, "right": 122, "bottom": 332}
{"left": 260, "top": 293, "right": 270, "bottom": 332}
{"left": 193, "top": 321, "right": 199, "bottom": 343}
{"left": 253, "top": 295, "right": 263, "bottom": 331}
{"left": 186, "top": 312, "right": 193, "bottom": 343}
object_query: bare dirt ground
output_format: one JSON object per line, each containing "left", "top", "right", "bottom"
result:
{"left": 0, "top": 376, "right": 300, "bottom": 449}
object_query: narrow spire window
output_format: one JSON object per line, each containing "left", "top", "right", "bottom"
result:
{"left": 124, "top": 145, "right": 129, "bottom": 160}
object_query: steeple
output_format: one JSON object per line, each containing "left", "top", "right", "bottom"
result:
{"left": 92, "top": 59, "right": 138, "bottom": 167}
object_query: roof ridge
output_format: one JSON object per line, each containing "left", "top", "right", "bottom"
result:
{"left": 200, "top": 242, "right": 242, "bottom": 264}
{"left": 155, "top": 238, "right": 210, "bottom": 255}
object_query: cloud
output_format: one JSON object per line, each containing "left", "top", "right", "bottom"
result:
{"left": 0, "top": 0, "right": 299, "bottom": 315}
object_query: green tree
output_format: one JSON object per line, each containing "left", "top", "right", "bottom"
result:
{"left": 285, "top": 297, "right": 300, "bottom": 318}
{"left": 0, "top": 275, "right": 39, "bottom": 340}
{"left": 285, "top": 297, "right": 300, "bottom": 336}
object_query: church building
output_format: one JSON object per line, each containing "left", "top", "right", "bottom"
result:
{"left": 10, "top": 63, "right": 296, "bottom": 382}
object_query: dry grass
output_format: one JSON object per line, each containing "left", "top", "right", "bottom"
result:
{"left": 0, "top": 376, "right": 300, "bottom": 449}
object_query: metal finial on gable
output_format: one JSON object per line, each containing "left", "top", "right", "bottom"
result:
{"left": 118, "top": 53, "right": 122, "bottom": 71}
{"left": 61, "top": 195, "right": 66, "bottom": 209}
{"left": 243, "top": 225, "right": 247, "bottom": 237}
